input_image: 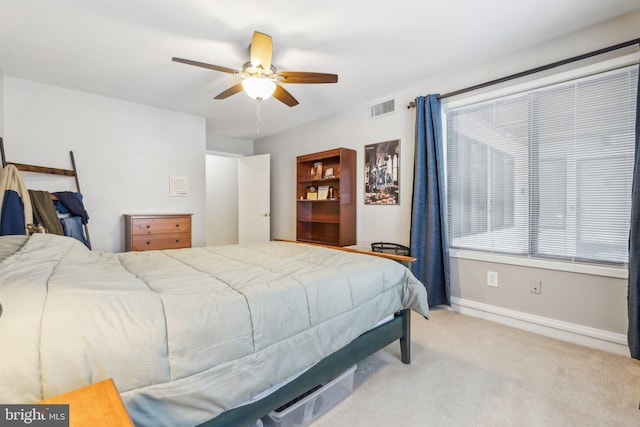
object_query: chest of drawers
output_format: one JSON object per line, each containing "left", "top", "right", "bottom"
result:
{"left": 124, "top": 214, "right": 192, "bottom": 251}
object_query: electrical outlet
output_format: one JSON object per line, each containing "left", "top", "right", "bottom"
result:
{"left": 487, "top": 271, "right": 499, "bottom": 287}
{"left": 530, "top": 279, "right": 542, "bottom": 294}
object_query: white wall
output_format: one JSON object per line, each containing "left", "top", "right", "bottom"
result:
{"left": 255, "top": 104, "right": 416, "bottom": 248}
{"left": 206, "top": 133, "right": 253, "bottom": 156}
{"left": 255, "top": 10, "right": 640, "bottom": 352}
{"left": 3, "top": 77, "right": 206, "bottom": 252}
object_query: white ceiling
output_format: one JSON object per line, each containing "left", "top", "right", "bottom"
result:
{"left": 1, "top": 0, "right": 639, "bottom": 140}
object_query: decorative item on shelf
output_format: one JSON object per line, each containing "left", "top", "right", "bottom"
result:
{"left": 328, "top": 186, "right": 336, "bottom": 200}
{"left": 324, "top": 167, "right": 334, "bottom": 178}
{"left": 311, "top": 161, "right": 323, "bottom": 180}
{"left": 306, "top": 185, "right": 318, "bottom": 200}
{"left": 318, "top": 185, "right": 329, "bottom": 200}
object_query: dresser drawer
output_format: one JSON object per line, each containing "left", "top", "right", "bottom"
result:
{"left": 131, "top": 233, "right": 191, "bottom": 251}
{"left": 130, "top": 216, "right": 191, "bottom": 235}
{"left": 124, "top": 214, "right": 192, "bottom": 251}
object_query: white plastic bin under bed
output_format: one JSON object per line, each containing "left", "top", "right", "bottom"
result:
{"left": 261, "top": 365, "right": 357, "bottom": 427}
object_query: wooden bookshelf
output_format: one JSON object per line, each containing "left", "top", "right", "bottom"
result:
{"left": 296, "top": 148, "right": 356, "bottom": 246}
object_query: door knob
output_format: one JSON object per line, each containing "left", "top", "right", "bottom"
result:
{"left": 261, "top": 213, "right": 270, "bottom": 217}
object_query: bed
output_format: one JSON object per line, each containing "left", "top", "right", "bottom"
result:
{"left": 0, "top": 233, "right": 429, "bottom": 426}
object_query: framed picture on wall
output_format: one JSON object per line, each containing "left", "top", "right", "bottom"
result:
{"left": 364, "top": 139, "right": 400, "bottom": 205}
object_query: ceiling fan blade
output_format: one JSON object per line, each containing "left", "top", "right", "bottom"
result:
{"left": 214, "top": 83, "right": 244, "bottom": 99}
{"left": 279, "top": 72, "right": 338, "bottom": 84}
{"left": 250, "top": 32, "right": 272, "bottom": 71}
{"left": 172, "top": 57, "right": 237, "bottom": 74}
{"left": 272, "top": 84, "right": 299, "bottom": 107}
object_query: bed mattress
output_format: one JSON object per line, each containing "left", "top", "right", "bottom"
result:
{"left": 0, "top": 234, "right": 428, "bottom": 426}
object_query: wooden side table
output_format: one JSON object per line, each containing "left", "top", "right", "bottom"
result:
{"left": 39, "top": 379, "right": 133, "bottom": 427}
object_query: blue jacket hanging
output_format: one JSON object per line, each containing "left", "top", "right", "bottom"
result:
{"left": 53, "top": 191, "right": 90, "bottom": 224}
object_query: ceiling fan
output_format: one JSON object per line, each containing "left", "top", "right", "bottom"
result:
{"left": 172, "top": 31, "right": 338, "bottom": 107}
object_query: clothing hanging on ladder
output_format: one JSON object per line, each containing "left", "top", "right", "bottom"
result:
{"left": 0, "top": 164, "right": 33, "bottom": 235}
{"left": 53, "top": 191, "right": 90, "bottom": 247}
{"left": 60, "top": 216, "right": 89, "bottom": 247}
{"left": 0, "top": 137, "right": 92, "bottom": 248}
{"left": 53, "top": 191, "right": 90, "bottom": 224}
{"left": 29, "top": 190, "right": 64, "bottom": 235}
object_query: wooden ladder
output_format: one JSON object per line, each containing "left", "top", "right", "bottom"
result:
{"left": 0, "top": 137, "right": 91, "bottom": 248}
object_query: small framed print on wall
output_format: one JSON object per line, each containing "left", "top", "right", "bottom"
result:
{"left": 364, "top": 139, "right": 400, "bottom": 205}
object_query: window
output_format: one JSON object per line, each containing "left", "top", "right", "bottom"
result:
{"left": 445, "top": 65, "right": 638, "bottom": 265}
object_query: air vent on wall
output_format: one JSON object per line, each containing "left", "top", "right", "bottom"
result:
{"left": 370, "top": 99, "right": 395, "bottom": 119}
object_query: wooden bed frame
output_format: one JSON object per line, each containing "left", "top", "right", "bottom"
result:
{"left": 198, "top": 240, "right": 417, "bottom": 427}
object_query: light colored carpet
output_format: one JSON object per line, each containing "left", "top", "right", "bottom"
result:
{"left": 310, "top": 308, "right": 640, "bottom": 426}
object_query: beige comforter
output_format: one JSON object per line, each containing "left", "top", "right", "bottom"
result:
{"left": 0, "top": 234, "right": 428, "bottom": 426}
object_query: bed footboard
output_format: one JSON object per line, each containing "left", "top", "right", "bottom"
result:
{"left": 198, "top": 309, "right": 412, "bottom": 427}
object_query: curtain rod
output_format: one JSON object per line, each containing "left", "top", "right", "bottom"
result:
{"left": 407, "top": 37, "right": 640, "bottom": 109}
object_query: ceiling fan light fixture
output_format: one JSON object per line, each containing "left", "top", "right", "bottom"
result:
{"left": 242, "top": 77, "right": 276, "bottom": 101}
{"left": 174, "top": 31, "right": 337, "bottom": 108}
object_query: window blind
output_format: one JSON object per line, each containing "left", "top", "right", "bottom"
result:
{"left": 446, "top": 65, "right": 638, "bottom": 265}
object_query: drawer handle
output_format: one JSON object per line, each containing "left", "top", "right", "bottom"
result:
{"left": 175, "top": 224, "right": 180, "bottom": 228}
{"left": 146, "top": 241, "right": 151, "bottom": 245}
{"left": 175, "top": 239, "right": 180, "bottom": 243}
{"left": 146, "top": 225, "right": 151, "bottom": 228}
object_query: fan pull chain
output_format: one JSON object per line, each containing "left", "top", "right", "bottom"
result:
{"left": 256, "top": 100, "right": 262, "bottom": 134}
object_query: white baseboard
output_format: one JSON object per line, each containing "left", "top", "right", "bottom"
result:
{"left": 449, "top": 297, "right": 629, "bottom": 356}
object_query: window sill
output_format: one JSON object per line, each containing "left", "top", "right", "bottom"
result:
{"left": 449, "top": 249, "right": 628, "bottom": 279}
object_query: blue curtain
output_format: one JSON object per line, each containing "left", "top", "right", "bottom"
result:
{"left": 629, "top": 66, "right": 640, "bottom": 360}
{"left": 410, "top": 95, "right": 450, "bottom": 306}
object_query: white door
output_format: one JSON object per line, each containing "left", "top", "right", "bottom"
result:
{"left": 238, "top": 154, "right": 271, "bottom": 243}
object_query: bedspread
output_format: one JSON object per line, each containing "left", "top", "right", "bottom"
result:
{"left": 0, "top": 234, "right": 428, "bottom": 426}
